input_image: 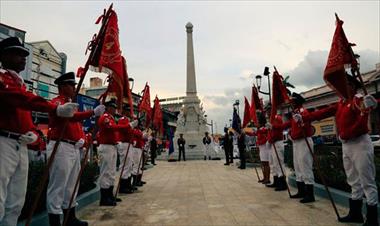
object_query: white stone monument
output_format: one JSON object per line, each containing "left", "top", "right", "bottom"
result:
{"left": 172, "top": 23, "right": 212, "bottom": 160}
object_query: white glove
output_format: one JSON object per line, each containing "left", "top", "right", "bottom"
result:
{"left": 129, "top": 120, "right": 138, "bottom": 128}
{"left": 94, "top": 104, "right": 106, "bottom": 117}
{"left": 292, "top": 113, "right": 302, "bottom": 123}
{"left": 265, "top": 123, "right": 272, "bottom": 129}
{"left": 56, "top": 103, "right": 79, "bottom": 117}
{"left": 18, "top": 131, "right": 38, "bottom": 145}
{"left": 75, "top": 138, "right": 85, "bottom": 149}
{"left": 364, "top": 95, "right": 377, "bottom": 109}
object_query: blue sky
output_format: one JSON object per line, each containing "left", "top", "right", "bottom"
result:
{"left": 1, "top": 1, "right": 379, "bottom": 132}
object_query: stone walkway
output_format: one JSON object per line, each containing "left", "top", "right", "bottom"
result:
{"left": 79, "top": 160, "right": 353, "bottom": 226}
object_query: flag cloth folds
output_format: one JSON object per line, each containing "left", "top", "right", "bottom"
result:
{"left": 168, "top": 128, "right": 175, "bottom": 156}
{"left": 232, "top": 107, "right": 241, "bottom": 133}
{"left": 152, "top": 96, "right": 164, "bottom": 135}
{"left": 324, "top": 14, "right": 358, "bottom": 99}
{"left": 243, "top": 97, "right": 251, "bottom": 128}
{"left": 138, "top": 83, "right": 152, "bottom": 126}
{"left": 270, "top": 69, "right": 290, "bottom": 123}
{"left": 88, "top": 9, "right": 130, "bottom": 110}
{"left": 250, "top": 85, "right": 261, "bottom": 126}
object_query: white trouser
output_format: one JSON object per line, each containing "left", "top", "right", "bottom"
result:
{"left": 204, "top": 144, "right": 211, "bottom": 157}
{"left": 342, "top": 134, "right": 378, "bottom": 205}
{"left": 132, "top": 147, "right": 142, "bottom": 175}
{"left": 117, "top": 142, "right": 132, "bottom": 179}
{"left": 271, "top": 141, "right": 285, "bottom": 177}
{"left": 259, "top": 143, "right": 270, "bottom": 162}
{"left": 293, "top": 137, "right": 314, "bottom": 184}
{"left": 46, "top": 141, "right": 81, "bottom": 214}
{"left": 98, "top": 144, "right": 117, "bottom": 189}
{"left": 0, "top": 137, "right": 28, "bottom": 226}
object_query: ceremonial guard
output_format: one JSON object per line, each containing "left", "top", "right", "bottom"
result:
{"left": 266, "top": 113, "right": 287, "bottom": 191}
{"left": 117, "top": 105, "right": 137, "bottom": 194}
{"left": 281, "top": 93, "right": 315, "bottom": 203}
{"left": 255, "top": 113, "right": 271, "bottom": 184}
{"left": 131, "top": 124, "right": 146, "bottom": 188}
{"left": 150, "top": 132, "right": 158, "bottom": 165}
{"left": 222, "top": 128, "right": 231, "bottom": 165}
{"left": 301, "top": 76, "right": 378, "bottom": 225}
{"left": 177, "top": 133, "right": 186, "bottom": 161}
{"left": 237, "top": 130, "right": 247, "bottom": 169}
{"left": 0, "top": 37, "right": 78, "bottom": 226}
{"left": 47, "top": 72, "right": 105, "bottom": 226}
{"left": 97, "top": 100, "right": 123, "bottom": 206}
{"left": 203, "top": 132, "right": 212, "bottom": 160}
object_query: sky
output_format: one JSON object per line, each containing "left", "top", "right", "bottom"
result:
{"left": 1, "top": 0, "right": 379, "bottom": 133}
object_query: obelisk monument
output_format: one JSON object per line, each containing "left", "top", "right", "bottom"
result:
{"left": 173, "top": 22, "right": 209, "bottom": 160}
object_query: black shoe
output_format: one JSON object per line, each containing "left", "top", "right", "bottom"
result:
{"left": 63, "top": 207, "right": 88, "bottom": 226}
{"left": 363, "top": 204, "right": 378, "bottom": 226}
{"left": 339, "top": 199, "right": 364, "bottom": 223}
{"left": 209, "top": 156, "right": 211, "bottom": 160}
{"left": 275, "top": 176, "right": 287, "bottom": 191}
{"left": 204, "top": 156, "right": 207, "bottom": 160}
{"left": 109, "top": 186, "right": 122, "bottom": 202}
{"left": 119, "top": 178, "right": 134, "bottom": 194}
{"left": 266, "top": 176, "right": 278, "bottom": 188}
{"left": 258, "top": 179, "right": 265, "bottom": 183}
{"left": 153, "top": 163, "right": 157, "bottom": 165}
{"left": 290, "top": 182, "right": 305, "bottom": 199}
{"left": 300, "top": 184, "right": 315, "bottom": 203}
{"left": 99, "top": 188, "right": 116, "bottom": 206}
{"left": 48, "top": 213, "right": 61, "bottom": 226}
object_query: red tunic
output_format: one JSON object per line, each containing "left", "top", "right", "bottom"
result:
{"left": 268, "top": 114, "right": 283, "bottom": 144}
{"left": 97, "top": 112, "right": 131, "bottom": 144}
{"left": 0, "top": 69, "right": 56, "bottom": 134}
{"left": 48, "top": 95, "right": 93, "bottom": 142}
{"left": 305, "top": 96, "right": 369, "bottom": 140}
{"left": 132, "top": 129, "right": 144, "bottom": 149}
{"left": 285, "top": 107, "right": 314, "bottom": 140}
{"left": 256, "top": 127, "right": 268, "bottom": 145}
{"left": 117, "top": 116, "right": 133, "bottom": 143}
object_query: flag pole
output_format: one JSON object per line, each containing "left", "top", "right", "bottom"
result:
{"left": 25, "top": 4, "right": 114, "bottom": 226}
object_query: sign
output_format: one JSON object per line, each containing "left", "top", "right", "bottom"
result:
{"left": 76, "top": 94, "right": 99, "bottom": 130}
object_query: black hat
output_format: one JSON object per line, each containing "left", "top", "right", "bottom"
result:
{"left": 105, "top": 99, "right": 117, "bottom": 108}
{"left": 0, "top": 37, "right": 29, "bottom": 57}
{"left": 54, "top": 72, "right": 77, "bottom": 85}
{"left": 291, "top": 92, "right": 305, "bottom": 105}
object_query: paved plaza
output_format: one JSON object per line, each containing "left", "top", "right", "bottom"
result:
{"left": 79, "top": 160, "right": 352, "bottom": 226}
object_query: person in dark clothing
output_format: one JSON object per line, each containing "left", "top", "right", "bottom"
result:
{"left": 228, "top": 131, "right": 234, "bottom": 163}
{"left": 237, "top": 131, "right": 246, "bottom": 169}
{"left": 177, "top": 133, "right": 186, "bottom": 161}
{"left": 150, "top": 132, "right": 157, "bottom": 165}
{"left": 222, "top": 128, "right": 230, "bottom": 165}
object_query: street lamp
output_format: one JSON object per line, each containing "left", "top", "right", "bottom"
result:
{"left": 204, "top": 114, "right": 214, "bottom": 135}
{"left": 233, "top": 99, "right": 240, "bottom": 115}
{"left": 255, "top": 66, "right": 271, "bottom": 104}
{"left": 128, "top": 77, "right": 134, "bottom": 91}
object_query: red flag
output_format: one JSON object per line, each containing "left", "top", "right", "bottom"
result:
{"left": 271, "top": 69, "right": 290, "bottom": 123}
{"left": 324, "top": 14, "right": 358, "bottom": 99}
{"left": 138, "top": 83, "right": 152, "bottom": 126}
{"left": 243, "top": 97, "right": 251, "bottom": 128}
{"left": 89, "top": 9, "right": 125, "bottom": 108}
{"left": 152, "top": 96, "right": 164, "bottom": 135}
{"left": 250, "top": 85, "right": 261, "bottom": 126}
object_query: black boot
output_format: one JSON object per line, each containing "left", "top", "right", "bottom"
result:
{"left": 275, "top": 176, "right": 287, "bottom": 191}
{"left": 109, "top": 186, "right": 122, "bottom": 202}
{"left": 132, "top": 174, "right": 139, "bottom": 188}
{"left": 209, "top": 156, "right": 211, "bottom": 160}
{"left": 339, "top": 199, "right": 364, "bottom": 223}
{"left": 363, "top": 204, "right": 378, "bottom": 226}
{"left": 63, "top": 207, "right": 88, "bottom": 226}
{"left": 48, "top": 213, "right": 61, "bottom": 226}
{"left": 138, "top": 174, "right": 146, "bottom": 184}
{"left": 99, "top": 188, "right": 116, "bottom": 206}
{"left": 204, "top": 156, "right": 207, "bottom": 160}
{"left": 290, "top": 182, "right": 305, "bottom": 199}
{"left": 300, "top": 184, "right": 315, "bottom": 203}
{"left": 266, "top": 176, "right": 278, "bottom": 188}
{"left": 119, "top": 178, "right": 133, "bottom": 194}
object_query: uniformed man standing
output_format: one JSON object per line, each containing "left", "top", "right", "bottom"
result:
{"left": 150, "top": 132, "right": 158, "bottom": 165}
{"left": 131, "top": 124, "right": 146, "bottom": 188}
{"left": 0, "top": 37, "right": 77, "bottom": 226}
{"left": 222, "top": 128, "right": 231, "bottom": 165}
{"left": 237, "top": 130, "right": 247, "bottom": 169}
{"left": 46, "top": 72, "right": 105, "bottom": 226}
{"left": 203, "top": 132, "right": 212, "bottom": 160}
{"left": 177, "top": 133, "right": 186, "bottom": 161}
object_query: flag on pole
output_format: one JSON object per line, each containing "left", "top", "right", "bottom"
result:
{"left": 270, "top": 68, "right": 290, "bottom": 123}
{"left": 324, "top": 14, "right": 358, "bottom": 99}
{"left": 250, "top": 85, "right": 261, "bottom": 126}
{"left": 243, "top": 97, "right": 251, "bottom": 128}
{"left": 232, "top": 107, "right": 241, "bottom": 133}
{"left": 152, "top": 96, "right": 164, "bottom": 135}
{"left": 138, "top": 83, "right": 152, "bottom": 125}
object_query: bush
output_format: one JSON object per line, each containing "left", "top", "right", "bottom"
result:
{"left": 18, "top": 161, "right": 99, "bottom": 221}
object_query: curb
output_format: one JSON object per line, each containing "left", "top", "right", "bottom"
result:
{"left": 17, "top": 185, "right": 100, "bottom": 226}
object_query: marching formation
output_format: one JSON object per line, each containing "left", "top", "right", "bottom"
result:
{"left": 0, "top": 3, "right": 379, "bottom": 226}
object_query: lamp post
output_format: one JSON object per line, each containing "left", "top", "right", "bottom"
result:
{"left": 233, "top": 99, "right": 240, "bottom": 115}
{"left": 204, "top": 115, "right": 214, "bottom": 135}
{"left": 255, "top": 66, "right": 271, "bottom": 104}
{"left": 128, "top": 77, "right": 134, "bottom": 91}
